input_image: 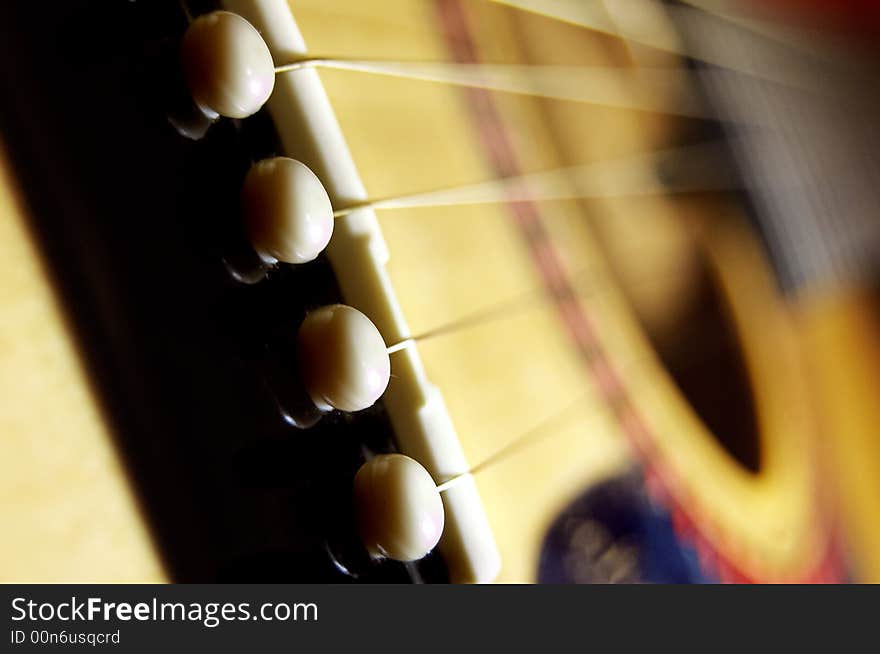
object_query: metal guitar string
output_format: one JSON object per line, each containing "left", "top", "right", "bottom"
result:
{"left": 330, "top": 141, "right": 736, "bottom": 219}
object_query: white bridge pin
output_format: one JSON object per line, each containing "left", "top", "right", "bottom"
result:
{"left": 353, "top": 454, "right": 445, "bottom": 563}
{"left": 296, "top": 305, "right": 391, "bottom": 413}
{"left": 181, "top": 11, "right": 275, "bottom": 120}
{"left": 242, "top": 157, "right": 334, "bottom": 265}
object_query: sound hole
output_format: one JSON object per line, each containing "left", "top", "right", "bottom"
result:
{"left": 640, "top": 255, "right": 761, "bottom": 474}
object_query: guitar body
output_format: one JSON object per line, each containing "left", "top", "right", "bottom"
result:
{"left": 0, "top": 0, "right": 877, "bottom": 583}
{"left": 0, "top": 0, "right": 423, "bottom": 583}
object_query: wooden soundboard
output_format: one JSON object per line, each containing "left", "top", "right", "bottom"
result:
{"left": 1, "top": 0, "right": 878, "bottom": 583}
{"left": 0, "top": 146, "right": 165, "bottom": 582}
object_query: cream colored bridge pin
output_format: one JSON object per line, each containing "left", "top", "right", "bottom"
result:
{"left": 297, "top": 305, "right": 391, "bottom": 413}
{"left": 181, "top": 11, "right": 275, "bottom": 119}
{"left": 242, "top": 157, "right": 334, "bottom": 264}
{"left": 354, "top": 454, "right": 445, "bottom": 562}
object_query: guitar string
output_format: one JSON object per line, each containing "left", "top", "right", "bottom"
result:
{"left": 435, "top": 393, "right": 592, "bottom": 492}
{"left": 271, "top": 0, "right": 862, "bottom": 101}
{"left": 384, "top": 255, "right": 694, "bottom": 354}
{"left": 678, "top": 0, "right": 844, "bottom": 58}
{"left": 492, "top": 0, "right": 853, "bottom": 81}
{"left": 664, "top": 0, "right": 871, "bottom": 69}
{"left": 274, "top": 59, "right": 711, "bottom": 118}
{"left": 330, "top": 141, "right": 736, "bottom": 218}
{"left": 432, "top": 309, "right": 743, "bottom": 494}
{"left": 178, "top": 0, "right": 864, "bottom": 96}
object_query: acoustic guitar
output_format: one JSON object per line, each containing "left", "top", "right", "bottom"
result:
{"left": 1, "top": 0, "right": 878, "bottom": 583}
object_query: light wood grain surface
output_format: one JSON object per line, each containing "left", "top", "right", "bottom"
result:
{"left": 0, "top": 145, "right": 165, "bottom": 582}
